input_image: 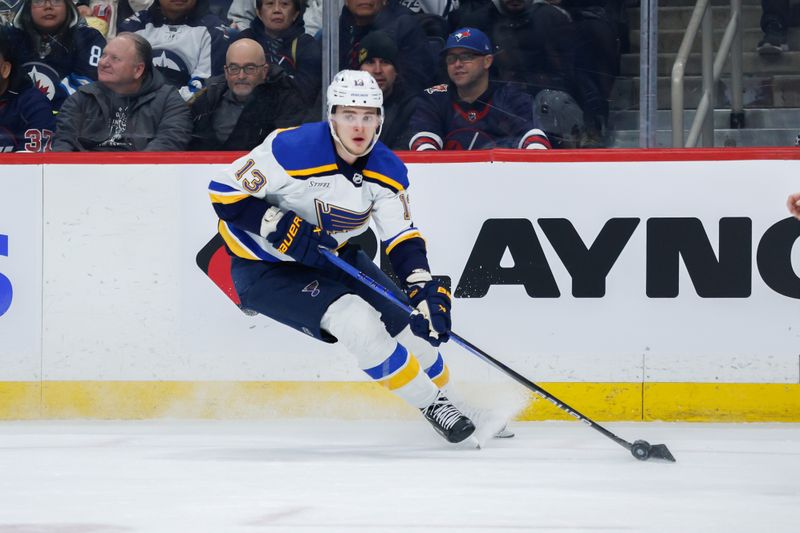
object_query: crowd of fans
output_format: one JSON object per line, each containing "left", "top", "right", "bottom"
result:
{"left": 0, "top": 0, "right": 633, "bottom": 153}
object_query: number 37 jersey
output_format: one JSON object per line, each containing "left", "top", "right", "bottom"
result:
{"left": 208, "top": 121, "right": 429, "bottom": 276}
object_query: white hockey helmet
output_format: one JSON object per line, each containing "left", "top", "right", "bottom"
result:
{"left": 327, "top": 69, "right": 384, "bottom": 157}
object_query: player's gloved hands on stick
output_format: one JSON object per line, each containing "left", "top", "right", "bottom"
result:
{"left": 405, "top": 271, "right": 452, "bottom": 346}
{"left": 266, "top": 210, "right": 337, "bottom": 268}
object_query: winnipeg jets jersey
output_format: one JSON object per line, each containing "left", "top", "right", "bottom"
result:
{"left": 209, "top": 122, "right": 429, "bottom": 278}
{"left": 119, "top": 8, "right": 229, "bottom": 100}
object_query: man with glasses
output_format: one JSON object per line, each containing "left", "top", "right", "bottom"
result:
{"left": 52, "top": 32, "right": 191, "bottom": 151}
{"left": 409, "top": 27, "right": 550, "bottom": 151}
{"left": 188, "top": 37, "right": 306, "bottom": 150}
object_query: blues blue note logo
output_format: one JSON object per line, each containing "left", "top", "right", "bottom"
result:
{"left": 315, "top": 199, "right": 371, "bottom": 234}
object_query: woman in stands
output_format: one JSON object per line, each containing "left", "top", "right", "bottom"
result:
{"left": 234, "top": 0, "right": 321, "bottom": 108}
{"left": 8, "top": 0, "right": 106, "bottom": 110}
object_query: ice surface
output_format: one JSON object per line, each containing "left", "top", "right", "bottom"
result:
{"left": 0, "top": 420, "right": 798, "bottom": 532}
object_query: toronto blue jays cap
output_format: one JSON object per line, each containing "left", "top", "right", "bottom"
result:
{"left": 442, "top": 27, "right": 493, "bottom": 55}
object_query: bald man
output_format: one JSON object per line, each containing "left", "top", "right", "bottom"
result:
{"left": 188, "top": 38, "right": 307, "bottom": 151}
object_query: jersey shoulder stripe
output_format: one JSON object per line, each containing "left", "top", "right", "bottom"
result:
{"left": 364, "top": 142, "right": 409, "bottom": 192}
{"left": 272, "top": 122, "right": 338, "bottom": 178}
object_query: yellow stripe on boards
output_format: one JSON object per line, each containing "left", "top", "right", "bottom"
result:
{"left": 644, "top": 382, "right": 800, "bottom": 422}
{"left": 1, "top": 381, "right": 798, "bottom": 421}
{"left": 379, "top": 356, "right": 422, "bottom": 391}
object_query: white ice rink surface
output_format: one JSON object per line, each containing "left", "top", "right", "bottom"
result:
{"left": 0, "top": 420, "right": 798, "bottom": 533}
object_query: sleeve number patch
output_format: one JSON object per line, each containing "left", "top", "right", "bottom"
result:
{"left": 234, "top": 158, "right": 267, "bottom": 193}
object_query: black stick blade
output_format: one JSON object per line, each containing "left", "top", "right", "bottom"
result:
{"left": 631, "top": 440, "right": 676, "bottom": 462}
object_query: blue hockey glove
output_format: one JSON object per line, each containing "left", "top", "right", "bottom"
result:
{"left": 406, "top": 276, "right": 452, "bottom": 346}
{"left": 266, "top": 211, "right": 337, "bottom": 268}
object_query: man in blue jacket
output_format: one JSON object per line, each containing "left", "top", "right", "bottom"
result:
{"left": 409, "top": 27, "right": 550, "bottom": 151}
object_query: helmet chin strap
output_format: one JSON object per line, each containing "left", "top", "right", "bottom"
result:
{"left": 328, "top": 117, "right": 383, "bottom": 160}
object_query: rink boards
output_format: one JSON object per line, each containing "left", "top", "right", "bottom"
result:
{"left": 1, "top": 149, "right": 799, "bottom": 421}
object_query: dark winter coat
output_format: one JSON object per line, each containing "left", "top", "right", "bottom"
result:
{"left": 187, "top": 66, "right": 307, "bottom": 151}
{"left": 52, "top": 70, "right": 192, "bottom": 151}
{"left": 0, "top": 74, "right": 56, "bottom": 152}
{"left": 459, "top": 0, "right": 578, "bottom": 96}
{"left": 235, "top": 16, "right": 322, "bottom": 106}
{"left": 339, "top": 2, "right": 435, "bottom": 93}
{"left": 380, "top": 75, "right": 418, "bottom": 151}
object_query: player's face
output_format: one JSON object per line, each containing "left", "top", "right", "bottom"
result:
{"left": 97, "top": 37, "right": 144, "bottom": 88}
{"left": 332, "top": 106, "right": 380, "bottom": 156}
{"left": 224, "top": 45, "right": 268, "bottom": 99}
{"left": 346, "top": 0, "right": 384, "bottom": 20}
{"left": 259, "top": 0, "right": 299, "bottom": 34}
{"left": 360, "top": 58, "right": 396, "bottom": 94}
{"left": 30, "top": 0, "right": 68, "bottom": 33}
{"left": 445, "top": 48, "right": 491, "bottom": 90}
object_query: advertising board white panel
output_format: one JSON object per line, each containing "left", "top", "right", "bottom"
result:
{"left": 0, "top": 166, "right": 43, "bottom": 380}
{"left": 38, "top": 158, "right": 800, "bottom": 383}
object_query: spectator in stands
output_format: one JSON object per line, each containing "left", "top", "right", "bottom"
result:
{"left": 0, "top": 27, "right": 56, "bottom": 152}
{"left": 358, "top": 30, "right": 417, "bottom": 151}
{"left": 52, "top": 32, "right": 191, "bottom": 151}
{"left": 119, "top": 0, "right": 230, "bottom": 100}
{"left": 340, "top": 0, "right": 435, "bottom": 93}
{"left": 456, "top": 2, "right": 578, "bottom": 112}
{"left": 396, "top": 0, "right": 457, "bottom": 40}
{"left": 227, "top": 0, "right": 321, "bottom": 34}
{"left": 188, "top": 38, "right": 305, "bottom": 150}
{"left": 758, "top": 0, "right": 791, "bottom": 54}
{"left": 233, "top": 0, "right": 321, "bottom": 106}
{"left": 6, "top": 0, "right": 106, "bottom": 110}
{"left": 409, "top": 27, "right": 550, "bottom": 150}
{"left": 788, "top": 192, "right": 800, "bottom": 219}
{"left": 560, "top": 0, "right": 620, "bottom": 147}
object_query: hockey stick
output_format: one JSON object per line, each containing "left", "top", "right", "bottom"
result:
{"left": 320, "top": 247, "right": 676, "bottom": 462}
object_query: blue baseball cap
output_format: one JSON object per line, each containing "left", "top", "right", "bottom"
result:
{"left": 442, "top": 27, "right": 493, "bottom": 55}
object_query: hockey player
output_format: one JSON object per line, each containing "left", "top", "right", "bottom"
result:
{"left": 208, "top": 69, "right": 480, "bottom": 444}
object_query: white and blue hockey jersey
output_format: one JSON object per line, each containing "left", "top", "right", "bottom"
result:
{"left": 208, "top": 121, "right": 430, "bottom": 280}
{"left": 119, "top": 3, "right": 229, "bottom": 100}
